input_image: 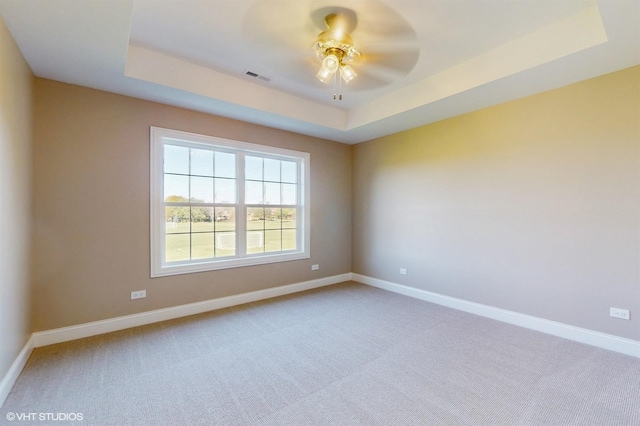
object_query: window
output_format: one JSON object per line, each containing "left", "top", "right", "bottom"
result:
{"left": 150, "top": 127, "right": 310, "bottom": 277}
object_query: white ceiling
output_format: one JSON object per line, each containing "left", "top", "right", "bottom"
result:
{"left": 0, "top": 0, "right": 638, "bottom": 144}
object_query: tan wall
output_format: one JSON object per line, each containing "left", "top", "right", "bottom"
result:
{"left": 32, "top": 79, "right": 352, "bottom": 331}
{"left": 0, "top": 19, "right": 33, "bottom": 379}
{"left": 353, "top": 66, "right": 640, "bottom": 340}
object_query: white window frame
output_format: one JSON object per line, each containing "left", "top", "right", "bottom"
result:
{"left": 150, "top": 127, "right": 310, "bottom": 277}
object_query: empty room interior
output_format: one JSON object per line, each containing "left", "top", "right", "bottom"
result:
{"left": 1, "top": 0, "right": 639, "bottom": 424}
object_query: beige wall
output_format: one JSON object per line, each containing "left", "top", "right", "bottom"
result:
{"left": 19, "top": 56, "right": 640, "bottom": 343}
{"left": 0, "top": 19, "right": 33, "bottom": 380}
{"left": 32, "top": 79, "right": 351, "bottom": 331}
{"left": 353, "top": 66, "right": 640, "bottom": 341}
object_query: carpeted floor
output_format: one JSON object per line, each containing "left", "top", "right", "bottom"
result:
{"left": 2, "top": 281, "right": 639, "bottom": 425}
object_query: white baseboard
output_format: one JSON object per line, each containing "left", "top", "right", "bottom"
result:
{"left": 32, "top": 273, "right": 352, "bottom": 348}
{"left": 0, "top": 336, "right": 34, "bottom": 408}
{"left": 352, "top": 273, "right": 640, "bottom": 358}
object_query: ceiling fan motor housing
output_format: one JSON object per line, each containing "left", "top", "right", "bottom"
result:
{"left": 315, "top": 14, "right": 360, "bottom": 66}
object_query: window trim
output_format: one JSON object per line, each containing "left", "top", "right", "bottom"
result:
{"left": 150, "top": 126, "right": 310, "bottom": 278}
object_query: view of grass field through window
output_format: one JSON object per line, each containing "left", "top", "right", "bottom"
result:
{"left": 163, "top": 145, "right": 299, "bottom": 263}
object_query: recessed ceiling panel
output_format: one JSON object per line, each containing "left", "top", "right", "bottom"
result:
{"left": 128, "top": 0, "right": 602, "bottom": 109}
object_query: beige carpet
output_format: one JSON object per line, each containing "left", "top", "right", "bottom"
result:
{"left": 2, "top": 282, "right": 639, "bottom": 425}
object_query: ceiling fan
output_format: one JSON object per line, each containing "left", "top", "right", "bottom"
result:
{"left": 314, "top": 13, "right": 360, "bottom": 88}
{"left": 242, "top": 2, "right": 420, "bottom": 97}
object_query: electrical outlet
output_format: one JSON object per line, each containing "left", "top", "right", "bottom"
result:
{"left": 610, "top": 307, "right": 630, "bottom": 320}
{"left": 400, "top": 268, "right": 407, "bottom": 275}
{"left": 311, "top": 264, "right": 319, "bottom": 271}
{"left": 131, "top": 290, "right": 146, "bottom": 300}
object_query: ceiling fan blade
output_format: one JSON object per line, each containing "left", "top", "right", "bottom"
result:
{"left": 358, "top": 17, "right": 417, "bottom": 40}
{"left": 361, "top": 64, "right": 406, "bottom": 83}
{"left": 360, "top": 49, "right": 420, "bottom": 74}
{"left": 274, "top": 55, "right": 321, "bottom": 86}
{"left": 360, "top": 39, "right": 420, "bottom": 54}
{"left": 347, "top": 68, "right": 397, "bottom": 90}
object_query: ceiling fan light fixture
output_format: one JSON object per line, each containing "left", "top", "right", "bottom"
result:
{"left": 322, "top": 53, "right": 340, "bottom": 74}
{"left": 314, "top": 13, "right": 361, "bottom": 91}
{"left": 316, "top": 67, "right": 333, "bottom": 84}
{"left": 340, "top": 65, "right": 357, "bottom": 84}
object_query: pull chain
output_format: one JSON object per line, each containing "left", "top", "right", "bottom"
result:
{"left": 332, "top": 70, "right": 343, "bottom": 101}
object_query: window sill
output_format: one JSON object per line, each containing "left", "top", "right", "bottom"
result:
{"left": 151, "top": 252, "right": 311, "bottom": 278}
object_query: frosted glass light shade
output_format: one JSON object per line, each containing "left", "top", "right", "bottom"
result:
{"left": 316, "top": 67, "right": 333, "bottom": 84}
{"left": 340, "top": 65, "right": 357, "bottom": 83}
